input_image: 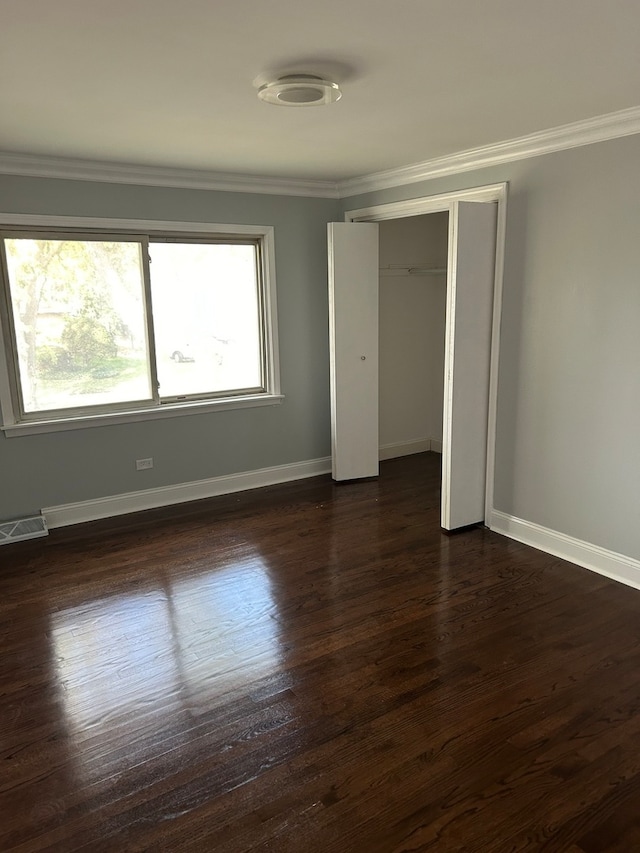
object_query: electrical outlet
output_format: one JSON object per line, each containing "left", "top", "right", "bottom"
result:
{"left": 136, "top": 457, "right": 153, "bottom": 471}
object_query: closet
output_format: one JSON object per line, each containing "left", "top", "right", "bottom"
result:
{"left": 378, "top": 212, "right": 449, "bottom": 462}
{"left": 328, "top": 194, "right": 499, "bottom": 529}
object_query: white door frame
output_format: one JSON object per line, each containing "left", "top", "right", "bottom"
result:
{"left": 344, "top": 181, "right": 508, "bottom": 527}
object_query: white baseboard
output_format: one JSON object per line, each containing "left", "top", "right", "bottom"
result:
{"left": 380, "top": 438, "right": 441, "bottom": 460}
{"left": 490, "top": 510, "right": 640, "bottom": 591}
{"left": 43, "top": 457, "right": 332, "bottom": 529}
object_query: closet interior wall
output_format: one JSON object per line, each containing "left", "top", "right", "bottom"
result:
{"left": 378, "top": 212, "right": 448, "bottom": 460}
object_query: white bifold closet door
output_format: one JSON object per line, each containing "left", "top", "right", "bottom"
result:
{"left": 327, "top": 222, "right": 379, "bottom": 481}
{"left": 328, "top": 203, "right": 497, "bottom": 531}
{"left": 441, "top": 201, "right": 497, "bottom": 530}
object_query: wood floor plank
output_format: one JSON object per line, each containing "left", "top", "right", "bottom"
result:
{"left": 1, "top": 452, "right": 640, "bottom": 851}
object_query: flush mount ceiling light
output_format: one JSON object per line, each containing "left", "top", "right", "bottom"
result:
{"left": 257, "top": 74, "right": 342, "bottom": 107}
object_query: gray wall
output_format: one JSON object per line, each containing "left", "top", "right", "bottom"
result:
{"left": 0, "top": 176, "right": 340, "bottom": 518}
{"left": 343, "top": 134, "right": 640, "bottom": 560}
{"left": 3, "top": 134, "right": 640, "bottom": 567}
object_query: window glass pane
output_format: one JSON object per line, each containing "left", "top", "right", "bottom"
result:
{"left": 149, "top": 242, "right": 262, "bottom": 399}
{"left": 4, "top": 238, "right": 152, "bottom": 413}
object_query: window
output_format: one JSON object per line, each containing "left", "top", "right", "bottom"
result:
{"left": 0, "top": 219, "right": 280, "bottom": 433}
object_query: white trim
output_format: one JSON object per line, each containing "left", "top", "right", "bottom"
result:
{"left": 485, "top": 189, "right": 508, "bottom": 522}
{"left": 262, "top": 223, "right": 281, "bottom": 399}
{"left": 1, "top": 106, "right": 639, "bottom": 200}
{"left": 0, "top": 152, "right": 340, "bottom": 199}
{"left": 379, "top": 438, "right": 432, "bottom": 460}
{"left": 490, "top": 510, "right": 640, "bottom": 592}
{"left": 43, "top": 456, "right": 332, "bottom": 528}
{"left": 346, "top": 183, "right": 505, "bottom": 222}
{"left": 2, "top": 394, "right": 284, "bottom": 436}
{"left": 0, "top": 286, "right": 14, "bottom": 427}
{"left": 430, "top": 438, "right": 442, "bottom": 454}
{"left": 344, "top": 182, "right": 507, "bottom": 527}
{"left": 0, "top": 213, "right": 276, "bottom": 235}
{"left": 338, "top": 105, "right": 640, "bottom": 197}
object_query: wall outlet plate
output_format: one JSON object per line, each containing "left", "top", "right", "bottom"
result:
{"left": 136, "top": 458, "right": 153, "bottom": 470}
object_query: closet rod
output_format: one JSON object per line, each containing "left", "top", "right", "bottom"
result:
{"left": 379, "top": 265, "right": 446, "bottom": 277}
{"left": 408, "top": 267, "right": 446, "bottom": 275}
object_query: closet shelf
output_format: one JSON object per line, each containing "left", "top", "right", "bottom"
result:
{"left": 379, "top": 264, "right": 447, "bottom": 277}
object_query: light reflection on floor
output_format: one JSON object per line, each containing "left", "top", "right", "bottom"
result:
{"left": 50, "top": 552, "right": 281, "bottom": 779}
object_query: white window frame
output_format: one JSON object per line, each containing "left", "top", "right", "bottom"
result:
{"left": 0, "top": 215, "right": 282, "bottom": 436}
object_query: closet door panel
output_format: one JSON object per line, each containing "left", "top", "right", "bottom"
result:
{"left": 327, "top": 222, "right": 379, "bottom": 481}
{"left": 441, "top": 201, "right": 497, "bottom": 530}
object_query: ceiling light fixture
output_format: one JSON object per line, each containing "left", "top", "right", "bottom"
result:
{"left": 257, "top": 74, "right": 342, "bottom": 107}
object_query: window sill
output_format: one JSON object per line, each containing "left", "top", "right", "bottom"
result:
{"left": 1, "top": 393, "right": 285, "bottom": 437}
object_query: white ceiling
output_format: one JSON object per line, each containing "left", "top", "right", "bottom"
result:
{"left": 2, "top": 0, "right": 639, "bottom": 184}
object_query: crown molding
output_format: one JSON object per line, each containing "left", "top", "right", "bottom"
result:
{"left": 0, "top": 152, "right": 341, "bottom": 199}
{"left": 337, "top": 105, "right": 640, "bottom": 197}
{"left": 0, "top": 106, "right": 639, "bottom": 200}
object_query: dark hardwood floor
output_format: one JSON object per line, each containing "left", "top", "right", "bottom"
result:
{"left": 2, "top": 452, "right": 640, "bottom": 852}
